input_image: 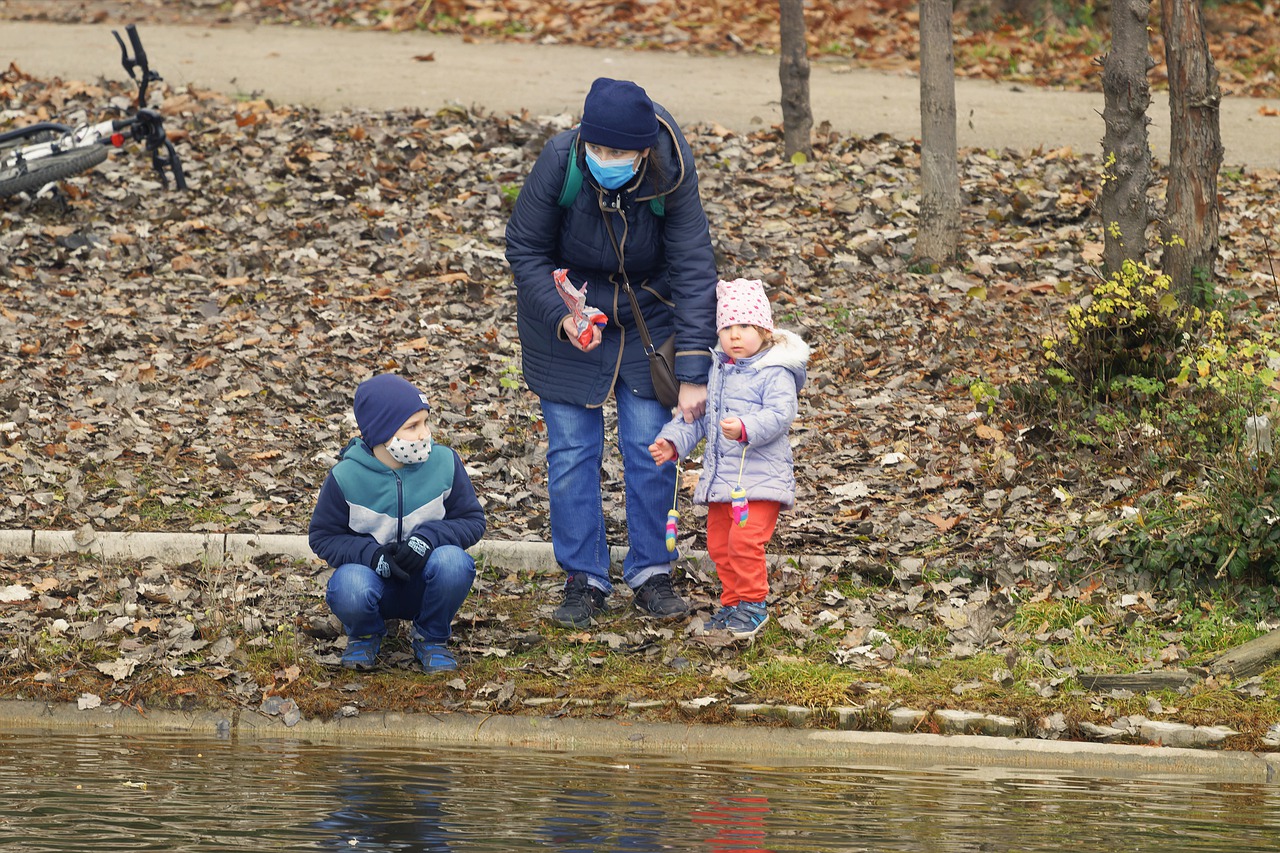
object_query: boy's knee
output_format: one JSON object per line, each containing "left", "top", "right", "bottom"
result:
{"left": 327, "top": 563, "right": 376, "bottom": 605}
{"left": 430, "top": 545, "right": 476, "bottom": 582}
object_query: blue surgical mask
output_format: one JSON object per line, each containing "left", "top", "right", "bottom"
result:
{"left": 585, "top": 147, "right": 637, "bottom": 190}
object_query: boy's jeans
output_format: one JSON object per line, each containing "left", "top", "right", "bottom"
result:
{"left": 540, "top": 382, "right": 677, "bottom": 595}
{"left": 326, "top": 544, "right": 475, "bottom": 643}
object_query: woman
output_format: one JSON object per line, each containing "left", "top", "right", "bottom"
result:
{"left": 505, "top": 77, "right": 718, "bottom": 628}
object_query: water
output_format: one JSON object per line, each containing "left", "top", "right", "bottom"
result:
{"left": 0, "top": 731, "right": 1277, "bottom": 851}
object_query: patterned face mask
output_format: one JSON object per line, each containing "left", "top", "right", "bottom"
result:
{"left": 386, "top": 434, "right": 432, "bottom": 465}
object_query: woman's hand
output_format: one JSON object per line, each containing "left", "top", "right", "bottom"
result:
{"left": 677, "top": 382, "right": 707, "bottom": 423}
{"left": 563, "top": 316, "right": 602, "bottom": 352}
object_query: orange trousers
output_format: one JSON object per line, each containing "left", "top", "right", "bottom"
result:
{"left": 705, "top": 499, "right": 780, "bottom": 606}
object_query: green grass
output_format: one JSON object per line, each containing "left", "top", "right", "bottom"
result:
{"left": 746, "top": 657, "right": 862, "bottom": 707}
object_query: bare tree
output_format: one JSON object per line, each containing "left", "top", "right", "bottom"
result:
{"left": 1099, "top": 0, "right": 1154, "bottom": 278}
{"left": 916, "top": 0, "right": 960, "bottom": 263}
{"left": 1161, "top": 0, "right": 1223, "bottom": 304}
{"left": 778, "top": 0, "right": 812, "bottom": 159}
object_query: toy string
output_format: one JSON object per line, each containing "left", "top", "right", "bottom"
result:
{"left": 736, "top": 447, "right": 747, "bottom": 486}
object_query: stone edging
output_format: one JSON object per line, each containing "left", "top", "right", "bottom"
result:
{"left": 0, "top": 528, "right": 845, "bottom": 573}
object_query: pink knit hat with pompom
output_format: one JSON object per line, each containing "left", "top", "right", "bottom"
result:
{"left": 715, "top": 278, "right": 774, "bottom": 332}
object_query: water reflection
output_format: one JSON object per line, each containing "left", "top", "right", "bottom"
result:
{"left": 537, "top": 788, "right": 665, "bottom": 851}
{"left": 0, "top": 730, "right": 1277, "bottom": 852}
{"left": 312, "top": 757, "right": 457, "bottom": 851}
{"left": 690, "top": 795, "right": 772, "bottom": 852}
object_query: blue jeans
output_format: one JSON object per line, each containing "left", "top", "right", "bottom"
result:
{"left": 325, "top": 545, "right": 475, "bottom": 643}
{"left": 540, "top": 382, "right": 677, "bottom": 594}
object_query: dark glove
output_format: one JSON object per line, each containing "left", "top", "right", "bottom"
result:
{"left": 394, "top": 535, "right": 432, "bottom": 575}
{"left": 371, "top": 545, "right": 409, "bottom": 583}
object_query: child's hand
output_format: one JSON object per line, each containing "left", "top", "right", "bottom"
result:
{"left": 720, "top": 417, "right": 744, "bottom": 441}
{"left": 649, "top": 438, "right": 676, "bottom": 465}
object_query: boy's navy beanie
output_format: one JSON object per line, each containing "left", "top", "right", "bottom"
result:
{"left": 354, "top": 374, "right": 431, "bottom": 448}
{"left": 578, "top": 78, "right": 659, "bottom": 151}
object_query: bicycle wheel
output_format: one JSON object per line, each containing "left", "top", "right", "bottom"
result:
{"left": 0, "top": 145, "right": 108, "bottom": 197}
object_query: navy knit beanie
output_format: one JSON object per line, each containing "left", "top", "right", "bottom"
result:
{"left": 353, "top": 374, "right": 431, "bottom": 448}
{"left": 579, "top": 78, "right": 659, "bottom": 151}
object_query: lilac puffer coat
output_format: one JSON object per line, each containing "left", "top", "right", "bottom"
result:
{"left": 657, "top": 328, "right": 809, "bottom": 509}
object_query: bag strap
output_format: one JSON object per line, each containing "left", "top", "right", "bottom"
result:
{"left": 601, "top": 208, "right": 661, "bottom": 357}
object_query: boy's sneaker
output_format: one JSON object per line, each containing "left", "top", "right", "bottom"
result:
{"left": 341, "top": 634, "right": 382, "bottom": 670}
{"left": 552, "top": 573, "right": 607, "bottom": 628}
{"left": 722, "top": 602, "right": 769, "bottom": 639}
{"left": 632, "top": 573, "right": 689, "bottom": 621}
{"left": 412, "top": 634, "right": 458, "bottom": 673}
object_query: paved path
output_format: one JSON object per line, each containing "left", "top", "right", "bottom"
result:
{"left": 4, "top": 20, "right": 1280, "bottom": 168}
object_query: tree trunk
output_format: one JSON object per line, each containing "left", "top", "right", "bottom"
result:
{"left": 915, "top": 0, "right": 960, "bottom": 264}
{"left": 1099, "top": 0, "right": 1154, "bottom": 279}
{"left": 778, "top": 0, "right": 813, "bottom": 159}
{"left": 1161, "top": 0, "right": 1223, "bottom": 305}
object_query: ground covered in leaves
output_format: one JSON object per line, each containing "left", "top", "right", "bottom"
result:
{"left": 3, "top": 3, "right": 1280, "bottom": 747}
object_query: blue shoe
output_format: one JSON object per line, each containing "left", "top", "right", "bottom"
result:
{"left": 341, "top": 634, "right": 382, "bottom": 670}
{"left": 704, "top": 605, "right": 736, "bottom": 632}
{"left": 412, "top": 635, "right": 458, "bottom": 673}
{"left": 722, "top": 602, "right": 769, "bottom": 639}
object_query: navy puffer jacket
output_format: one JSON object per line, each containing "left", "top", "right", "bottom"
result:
{"left": 505, "top": 104, "right": 718, "bottom": 406}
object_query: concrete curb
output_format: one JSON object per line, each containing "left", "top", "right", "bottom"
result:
{"left": 0, "top": 528, "right": 847, "bottom": 574}
{"left": 3, "top": 700, "right": 1278, "bottom": 782}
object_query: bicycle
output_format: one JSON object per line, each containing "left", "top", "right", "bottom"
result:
{"left": 0, "top": 24, "right": 187, "bottom": 198}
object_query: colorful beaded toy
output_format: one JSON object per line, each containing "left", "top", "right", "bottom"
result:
{"left": 666, "top": 453, "right": 681, "bottom": 552}
{"left": 730, "top": 486, "right": 749, "bottom": 527}
{"left": 731, "top": 449, "right": 749, "bottom": 527}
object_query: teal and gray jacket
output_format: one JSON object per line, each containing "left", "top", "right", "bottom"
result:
{"left": 308, "top": 437, "right": 486, "bottom": 568}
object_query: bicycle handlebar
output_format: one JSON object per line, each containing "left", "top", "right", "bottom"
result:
{"left": 126, "top": 24, "right": 148, "bottom": 74}
{"left": 113, "top": 24, "right": 160, "bottom": 107}
{"left": 108, "top": 24, "right": 186, "bottom": 191}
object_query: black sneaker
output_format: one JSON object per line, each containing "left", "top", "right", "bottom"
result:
{"left": 632, "top": 573, "right": 689, "bottom": 621}
{"left": 552, "top": 573, "right": 607, "bottom": 628}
